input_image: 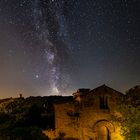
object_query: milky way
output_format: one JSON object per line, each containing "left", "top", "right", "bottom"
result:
{"left": 31, "top": 0, "right": 74, "bottom": 94}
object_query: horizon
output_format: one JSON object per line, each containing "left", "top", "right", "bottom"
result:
{"left": 0, "top": 84, "right": 139, "bottom": 99}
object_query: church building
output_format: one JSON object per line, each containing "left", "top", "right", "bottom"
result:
{"left": 44, "top": 85, "right": 125, "bottom": 140}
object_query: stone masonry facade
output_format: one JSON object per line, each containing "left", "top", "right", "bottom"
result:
{"left": 45, "top": 85, "right": 126, "bottom": 140}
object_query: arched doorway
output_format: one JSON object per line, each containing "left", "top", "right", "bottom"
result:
{"left": 96, "top": 126, "right": 110, "bottom": 140}
{"left": 92, "top": 120, "right": 115, "bottom": 140}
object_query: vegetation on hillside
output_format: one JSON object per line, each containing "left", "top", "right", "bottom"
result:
{"left": 112, "top": 86, "right": 140, "bottom": 140}
{"left": 0, "top": 96, "right": 57, "bottom": 140}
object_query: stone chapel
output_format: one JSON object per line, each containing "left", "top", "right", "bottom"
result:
{"left": 44, "top": 85, "right": 125, "bottom": 140}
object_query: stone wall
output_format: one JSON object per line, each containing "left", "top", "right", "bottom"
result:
{"left": 49, "top": 85, "right": 125, "bottom": 140}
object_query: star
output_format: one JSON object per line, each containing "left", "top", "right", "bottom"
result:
{"left": 35, "top": 74, "right": 39, "bottom": 79}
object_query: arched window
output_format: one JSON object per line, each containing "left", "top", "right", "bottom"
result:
{"left": 99, "top": 96, "right": 109, "bottom": 109}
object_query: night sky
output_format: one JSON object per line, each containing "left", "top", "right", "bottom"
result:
{"left": 0, "top": 0, "right": 140, "bottom": 98}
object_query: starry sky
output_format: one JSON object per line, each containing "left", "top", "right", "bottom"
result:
{"left": 0, "top": 0, "right": 140, "bottom": 98}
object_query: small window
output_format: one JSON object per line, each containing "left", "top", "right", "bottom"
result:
{"left": 99, "top": 96, "right": 109, "bottom": 109}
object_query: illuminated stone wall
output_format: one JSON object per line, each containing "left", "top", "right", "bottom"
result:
{"left": 53, "top": 85, "right": 125, "bottom": 140}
